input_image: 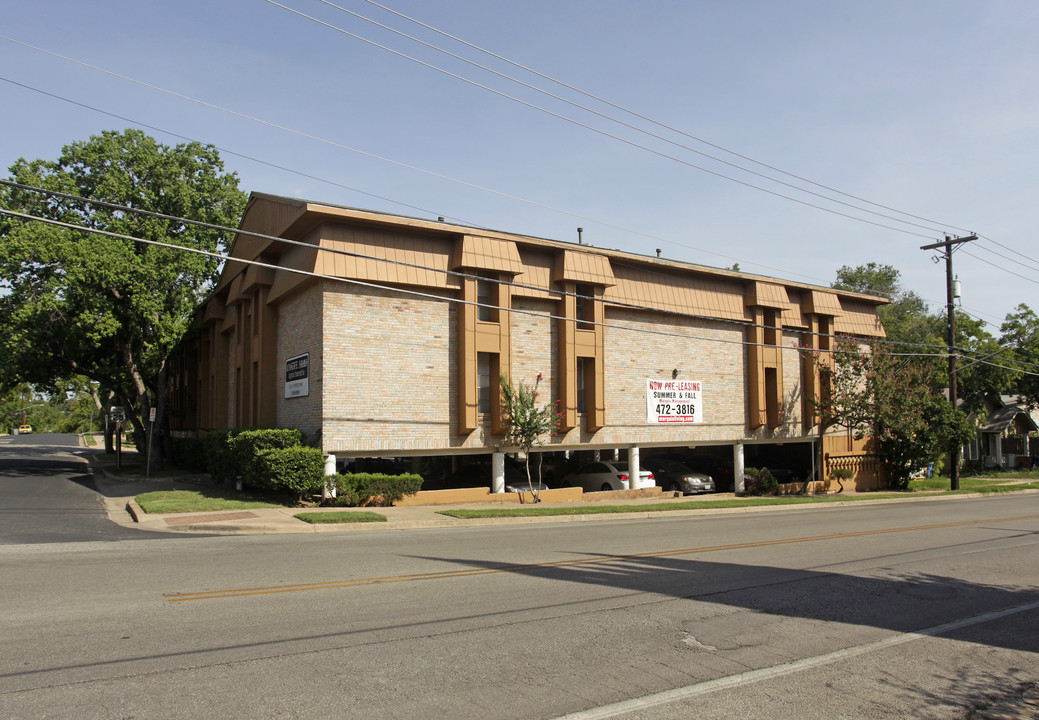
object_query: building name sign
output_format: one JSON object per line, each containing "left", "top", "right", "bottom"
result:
{"left": 285, "top": 353, "right": 310, "bottom": 399}
{"left": 646, "top": 379, "right": 703, "bottom": 424}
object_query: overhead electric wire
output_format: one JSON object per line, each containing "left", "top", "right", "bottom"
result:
{"left": 312, "top": 0, "right": 952, "bottom": 237}
{"left": 978, "top": 233, "right": 1039, "bottom": 266}
{"left": 264, "top": 2, "right": 943, "bottom": 241}
{"left": 357, "top": 0, "right": 977, "bottom": 238}
{"left": 0, "top": 179, "right": 885, "bottom": 348}
{"left": 972, "top": 240, "right": 1039, "bottom": 274}
{"left": 0, "top": 50, "right": 829, "bottom": 283}
{"left": 1, "top": 205, "right": 884, "bottom": 355}
{"left": 962, "top": 249, "right": 1039, "bottom": 286}
{"left": 9, "top": 180, "right": 1019, "bottom": 365}
{"left": 3, "top": 33, "right": 1031, "bottom": 312}
{"left": 0, "top": 76, "right": 463, "bottom": 225}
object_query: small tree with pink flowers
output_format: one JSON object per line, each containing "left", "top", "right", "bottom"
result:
{"left": 500, "top": 372, "right": 555, "bottom": 502}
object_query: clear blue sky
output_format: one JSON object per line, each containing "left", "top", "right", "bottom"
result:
{"left": 2, "top": 1, "right": 1036, "bottom": 330}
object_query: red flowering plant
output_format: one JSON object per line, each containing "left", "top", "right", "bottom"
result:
{"left": 500, "top": 372, "right": 555, "bottom": 502}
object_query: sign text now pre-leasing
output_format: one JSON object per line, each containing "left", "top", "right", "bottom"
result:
{"left": 646, "top": 379, "right": 703, "bottom": 423}
{"left": 285, "top": 353, "right": 310, "bottom": 398}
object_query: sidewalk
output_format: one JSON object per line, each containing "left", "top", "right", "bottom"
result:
{"left": 83, "top": 447, "right": 999, "bottom": 537}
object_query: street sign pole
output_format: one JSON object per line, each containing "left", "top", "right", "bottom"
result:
{"left": 146, "top": 407, "right": 156, "bottom": 478}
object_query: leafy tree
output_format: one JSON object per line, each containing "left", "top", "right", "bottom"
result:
{"left": 953, "top": 311, "right": 1016, "bottom": 414}
{"left": 500, "top": 372, "right": 555, "bottom": 501}
{"left": 806, "top": 339, "right": 974, "bottom": 490}
{"left": 832, "top": 262, "right": 943, "bottom": 351}
{"left": 1000, "top": 304, "right": 1039, "bottom": 407}
{"left": 0, "top": 129, "right": 247, "bottom": 463}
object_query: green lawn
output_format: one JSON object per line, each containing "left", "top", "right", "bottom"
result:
{"left": 436, "top": 492, "right": 911, "bottom": 519}
{"left": 135, "top": 488, "right": 285, "bottom": 514}
{"left": 294, "top": 511, "right": 387, "bottom": 524}
{"left": 909, "top": 472, "right": 1039, "bottom": 493}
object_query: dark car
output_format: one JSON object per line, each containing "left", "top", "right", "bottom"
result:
{"left": 646, "top": 459, "right": 715, "bottom": 495}
{"left": 684, "top": 455, "right": 735, "bottom": 492}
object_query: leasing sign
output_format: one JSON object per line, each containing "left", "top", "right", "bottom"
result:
{"left": 646, "top": 379, "right": 703, "bottom": 423}
{"left": 285, "top": 353, "right": 310, "bottom": 398}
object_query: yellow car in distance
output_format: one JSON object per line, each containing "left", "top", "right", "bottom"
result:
{"left": 17, "top": 425, "right": 32, "bottom": 434}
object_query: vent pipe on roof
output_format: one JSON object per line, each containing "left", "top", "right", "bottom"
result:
{"left": 656, "top": 248, "right": 661, "bottom": 257}
{"left": 577, "top": 227, "right": 583, "bottom": 244}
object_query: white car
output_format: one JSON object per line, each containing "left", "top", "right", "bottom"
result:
{"left": 562, "top": 461, "right": 656, "bottom": 492}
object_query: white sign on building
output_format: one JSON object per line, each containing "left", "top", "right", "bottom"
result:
{"left": 285, "top": 353, "right": 310, "bottom": 398}
{"left": 646, "top": 379, "right": 703, "bottom": 424}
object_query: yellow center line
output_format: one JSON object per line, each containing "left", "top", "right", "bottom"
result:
{"left": 163, "top": 512, "right": 1039, "bottom": 602}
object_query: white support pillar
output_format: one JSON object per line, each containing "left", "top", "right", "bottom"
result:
{"left": 492, "top": 451, "right": 506, "bottom": 494}
{"left": 628, "top": 446, "right": 640, "bottom": 490}
{"left": 323, "top": 454, "right": 337, "bottom": 500}
{"left": 734, "top": 443, "right": 746, "bottom": 495}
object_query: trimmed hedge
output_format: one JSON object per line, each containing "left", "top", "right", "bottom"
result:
{"left": 171, "top": 436, "right": 207, "bottom": 473}
{"left": 228, "top": 429, "right": 304, "bottom": 488}
{"left": 254, "top": 445, "right": 325, "bottom": 499}
{"left": 328, "top": 473, "right": 423, "bottom": 507}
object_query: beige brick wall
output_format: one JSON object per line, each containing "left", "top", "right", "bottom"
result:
{"left": 576, "top": 307, "right": 751, "bottom": 447}
{"left": 276, "top": 283, "right": 817, "bottom": 456}
{"left": 318, "top": 282, "right": 495, "bottom": 455}
{"left": 276, "top": 283, "right": 323, "bottom": 437}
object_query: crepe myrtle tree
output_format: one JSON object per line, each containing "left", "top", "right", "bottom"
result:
{"left": 500, "top": 372, "right": 555, "bottom": 502}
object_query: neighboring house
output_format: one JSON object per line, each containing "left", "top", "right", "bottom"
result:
{"left": 964, "top": 395, "right": 1038, "bottom": 469}
{"left": 168, "top": 193, "right": 889, "bottom": 493}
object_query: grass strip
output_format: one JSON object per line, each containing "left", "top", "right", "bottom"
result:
{"left": 294, "top": 511, "right": 387, "bottom": 524}
{"left": 436, "top": 493, "right": 915, "bottom": 519}
{"left": 135, "top": 489, "right": 284, "bottom": 514}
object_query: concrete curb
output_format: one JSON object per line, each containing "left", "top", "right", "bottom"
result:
{"left": 83, "top": 450, "right": 1039, "bottom": 536}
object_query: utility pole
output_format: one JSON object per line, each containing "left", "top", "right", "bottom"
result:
{"left": 920, "top": 233, "right": 977, "bottom": 490}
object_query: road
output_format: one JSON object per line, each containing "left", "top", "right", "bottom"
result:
{"left": 1, "top": 442, "right": 1037, "bottom": 718}
{"left": 0, "top": 433, "right": 169, "bottom": 543}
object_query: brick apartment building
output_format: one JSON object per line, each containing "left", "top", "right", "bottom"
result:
{"left": 169, "top": 193, "right": 888, "bottom": 493}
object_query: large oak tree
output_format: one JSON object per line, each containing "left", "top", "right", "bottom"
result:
{"left": 0, "top": 129, "right": 247, "bottom": 462}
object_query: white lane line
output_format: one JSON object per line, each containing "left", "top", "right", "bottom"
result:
{"left": 554, "top": 599, "right": 1039, "bottom": 720}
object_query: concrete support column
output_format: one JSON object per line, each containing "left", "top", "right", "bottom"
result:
{"left": 734, "top": 443, "right": 746, "bottom": 495}
{"left": 323, "top": 454, "right": 337, "bottom": 500}
{"left": 492, "top": 451, "right": 506, "bottom": 494}
{"left": 628, "top": 446, "right": 640, "bottom": 490}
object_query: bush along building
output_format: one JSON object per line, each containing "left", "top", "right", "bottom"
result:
{"left": 169, "top": 193, "right": 890, "bottom": 498}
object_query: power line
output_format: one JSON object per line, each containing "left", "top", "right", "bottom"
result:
{"left": 0, "top": 76, "right": 465, "bottom": 225}
{"left": 0, "top": 204, "right": 871, "bottom": 354}
{"left": 264, "top": 3, "right": 944, "bottom": 241}
{"left": 310, "top": 0, "right": 953, "bottom": 237}
{"left": 0, "top": 66, "right": 829, "bottom": 282}
{"left": 355, "top": 0, "right": 974, "bottom": 237}
{"left": 962, "top": 249, "right": 1039, "bottom": 286}
{"left": 0, "top": 180, "right": 884, "bottom": 349}
{"left": 6, "top": 180, "right": 1022, "bottom": 361}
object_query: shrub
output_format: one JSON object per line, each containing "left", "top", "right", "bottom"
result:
{"left": 253, "top": 445, "right": 325, "bottom": 501}
{"left": 328, "top": 473, "right": 423, "bottom": 507}
{"left": 171, "top": 436, "right": 207, "bottom": 473}
{"left": 229, "top": 429, "right": 304, "bottom": 488}
{"left": 745, "top": 467, "right": 778, "bottom": 496}
{"left": 201, "top": 429, "right": 244, "bottom": 484}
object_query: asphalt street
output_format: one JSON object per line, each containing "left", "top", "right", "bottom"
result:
{"left": 1, "top": 438, "right": 1037, "bottom": 718}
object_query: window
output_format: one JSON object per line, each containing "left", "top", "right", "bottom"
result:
{"left": 577, "top": 357, "right": 587, "bottom": 414}
{"left": 476, "top": 276, "right": 497, "bottom": 322}
{"left": 575, "top": 284, "right": 594, "bottom": 330}
{"left": 478, "top": 352, "right": 491, "bottom": 413}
